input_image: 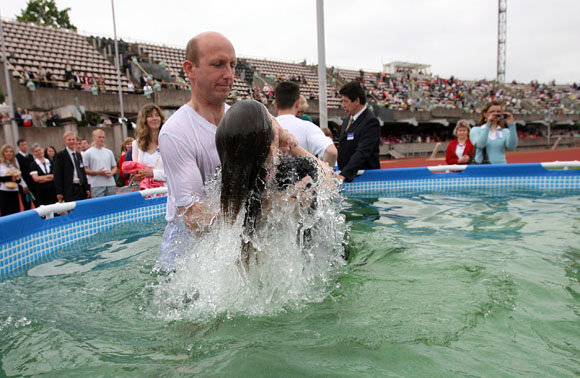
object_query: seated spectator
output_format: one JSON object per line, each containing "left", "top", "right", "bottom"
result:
{"left": 445, "top": 120, "right": 474, "bottom": 165}
{"left": 102, "top": 115, "right": 113, "bottom": 126}
{"left": 64, "top": 60, "right": 73, "bottom": 82}
{"left": 81, "top": 72, "right": 91, "bottom": 91}
{"left": 21, "top": 109, "right": 32, "bottom": 127}
{"left": 98, "top": 74, "right": 106, "bottom": 92}
{"left": 70, "top": 71, "right": 81, "bottom": 90}
{"left": 46, "top": 110, "right": 60, "bottom": 127}
{"left": 14, "top": 107, "right": 23, "bottom": 127}
{"left": 143, "top": 83, "right": 153, "bottom": 98}
{"left": 38, "top": 66, "right": 48, "bottom": 87}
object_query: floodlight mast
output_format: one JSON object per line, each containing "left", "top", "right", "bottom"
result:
{"left": 497, "top": 0, "right": 507, "bottom": 83}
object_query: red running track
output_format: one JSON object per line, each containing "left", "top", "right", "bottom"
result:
{"left": 380, "top": 147, "right": 580, "bottom": 169}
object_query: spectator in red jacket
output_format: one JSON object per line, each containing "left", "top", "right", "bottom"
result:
{"left": 446, "top": 119, "right": 474, "bottom": 165}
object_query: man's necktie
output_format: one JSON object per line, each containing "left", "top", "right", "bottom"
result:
{"left": 73, "top": 152, "right": 84, "bottom": 184}
{"left": 345, "top": 116, "right": 354, "bottom": 133}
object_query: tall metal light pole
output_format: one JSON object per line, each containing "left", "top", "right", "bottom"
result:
{"left": 0, "top": 14, "right": 19, "bottom": 146}
{"left": 111, "top": 0, "right": 127, "bottom": 140}
{"left": 316, "top": 0, "right": 328, "bottom": 129}
{"left": 497, "top": 0, "right": 507, "bottom": 83}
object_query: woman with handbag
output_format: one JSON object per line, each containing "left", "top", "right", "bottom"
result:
{"left": 124, "top": 104, "right": 166, "bottom": 189}
{"left": 0, "top": 144, "right": 27, "bottom": 216}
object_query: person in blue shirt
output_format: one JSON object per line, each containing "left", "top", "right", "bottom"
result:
{"left": 470, "top": 101, "right": 518, "bottom": 164}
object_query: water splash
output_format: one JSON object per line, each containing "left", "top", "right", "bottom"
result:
{"left": 150, "top": 166, "right": 348, "bottom": 321}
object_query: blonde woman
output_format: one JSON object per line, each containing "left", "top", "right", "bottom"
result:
{"left": 125, "top": 104, "right": 166, "bottom": 185}
{"left": 0, "top": 144, "right": 27, "bottom": 216}
{"left": 297, "top": 95, "right": 313, "bottom": 122}
{"left": 445, "top": 120, "right": 474, "bottom": 165}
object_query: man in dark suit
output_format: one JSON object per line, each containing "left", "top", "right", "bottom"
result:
{"left": 15, "top": 139, "right": 36, "bottom": 209}
{"left": 336, "top": 81, "right": 381, "bottom": 182}
{"left": 54, "top": 131, "right": 91, "bottom": 202}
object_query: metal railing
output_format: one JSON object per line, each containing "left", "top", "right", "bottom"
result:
{"left": 428, "top": 161, "right": 580, "bottom": 173}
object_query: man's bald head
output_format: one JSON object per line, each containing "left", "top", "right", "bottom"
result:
{"left": 185, "top": 32, "right": 234, "bottom": 66}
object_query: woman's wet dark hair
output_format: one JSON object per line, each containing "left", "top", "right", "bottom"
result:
{"left": 216, "top": 100, "right": 273, "bottom": 236}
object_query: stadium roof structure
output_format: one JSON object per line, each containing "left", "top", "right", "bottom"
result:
{"left": 383, "top": 61, "right": 431, "bottom": 75}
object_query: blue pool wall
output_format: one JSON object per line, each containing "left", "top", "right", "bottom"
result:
{"left": 1, "top": 192, "right": 166, "bottom": 279}
{"left": 1, "top": 163, "right": 579, "bottom": 279}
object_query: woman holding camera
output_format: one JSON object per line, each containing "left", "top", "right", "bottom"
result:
{"left": 470, "top": 101, "right": 517, "bottom": 164}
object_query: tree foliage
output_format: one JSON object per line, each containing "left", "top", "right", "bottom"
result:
{"left": 17, "top": 0, "right": 77, "bottom": 31}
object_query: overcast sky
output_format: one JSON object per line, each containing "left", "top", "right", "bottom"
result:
{"left": 2, "top": 0, "right": 579, "bottom": 84}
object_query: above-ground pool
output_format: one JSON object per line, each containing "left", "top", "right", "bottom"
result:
{"left": 0, "top": 163, "right": 579, "bottom": 376}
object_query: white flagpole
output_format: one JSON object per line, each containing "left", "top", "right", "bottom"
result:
{"left": 316, "top": 0, "right": 328, "bottom": 129}
{"left": 111, "top": 0, "right": 127, "bottom": 140}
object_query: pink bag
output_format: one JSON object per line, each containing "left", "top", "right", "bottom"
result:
{"left": 122, "top": 161, "right": 164, "bottom": 190}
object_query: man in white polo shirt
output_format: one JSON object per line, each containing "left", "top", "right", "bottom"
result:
{"left": 83, "top": 129, "right": 117, "bottom": 197}
{"left": 274, "top": 81, "right": 337, "bottom": 167}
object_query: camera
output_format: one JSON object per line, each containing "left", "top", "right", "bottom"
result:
{"left": 497, "top": 113, "right": 507, "bottom": 120}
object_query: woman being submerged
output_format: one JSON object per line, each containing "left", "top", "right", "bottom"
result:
{"left": 215, "top": 100, "right": 338, "bottom": 268}
{"left": 156, "top": 101, "right": 345, "bottom": 314}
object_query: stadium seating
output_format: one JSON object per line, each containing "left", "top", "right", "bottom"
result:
{"left": 2, "top": 20, "right": 130, "bottom": 91}
{"left": 1, "top": 19, "right": 578, "bottom": 115}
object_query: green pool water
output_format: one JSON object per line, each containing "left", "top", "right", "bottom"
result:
{"left": 1, "top": 190, "right": 579, "bottom": 376}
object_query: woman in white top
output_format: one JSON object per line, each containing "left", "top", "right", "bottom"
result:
{"left": 126, "top": 104, "right": 166, "bottom": 185}
{"left": 0, "top": 144, "right": 27, "bottom": 216}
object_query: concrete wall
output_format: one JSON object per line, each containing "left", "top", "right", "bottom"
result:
{"left": 0, "top": 62, "right": 189, "bottom": 115}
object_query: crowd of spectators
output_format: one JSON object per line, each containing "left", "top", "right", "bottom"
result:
{"left": 0, "top": 128, "right": 159, "bottom": 217}
{"left": 350, "top": 70, "right": 579, "bottom": 116}
{"left": 11, "top": 39, "right": 579, "bottom": 117}
{"left": 1, "top": 107, "right": 61, "bottom": 128}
